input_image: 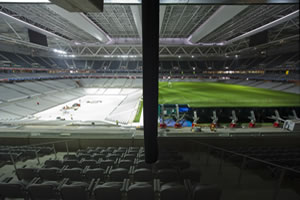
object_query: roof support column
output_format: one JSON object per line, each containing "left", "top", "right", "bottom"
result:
{"left": 142, "top": 0, "right": 159, "bottom": 163}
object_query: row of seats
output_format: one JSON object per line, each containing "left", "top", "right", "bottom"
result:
{"left": 46, "top": 148, "right": 188, "bottom": 172}
{"left": 0, "top": 176, "right": 221, "bottom": 200}
{"left": 16, "top": 165, "right": 200, "bottom": 184}
{"left": 223, "top": 146, "right": 300, "bottom": 168}
{"left": 211, "top": 146, "right": 300, "bottom": 179}
{"left": 0, "top": 145, "right": 53, "bottom": 164}
{"left": 0, "top": 146, "right": 222, "bottom": 200}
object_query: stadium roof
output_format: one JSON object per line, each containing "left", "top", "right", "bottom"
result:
{"left": 0, "top": 1, "right": 298, "bottom": 59}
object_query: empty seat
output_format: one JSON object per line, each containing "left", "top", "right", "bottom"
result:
{"left": 39, "top": 168, "right": 61, "bottom": 181}
{"left": 92, "top": 154, "right": 105, "bottom": 161}
{"left": 154, "top": 160, "right": 172, "bottom": 170}
{"left": 95, "top": 147, "right": 105, "bottom": 151}
{"left": 181, "top": 168, "right": 201, "bottom": 182}
{"left": 39, "top": 147, "right": 53, "bottom": 155}
{"left": 84, "top": 168, "right": 105, "bottom": 181}
{"left": 160, "top": 182, "right": 188, "bottom": 200}
{"left": 28, "top": 181, "right": 60, "bottom": 200}
{"left": 22, "top": 150, "right": 38, "bottom": 159}
{"left": 77, "top": 149, "right": 88, "bottom": 154}
{"left": 192, "top": 184, "right": 222, "bottom": 200}
{"left": 106, "top": 154, "right": 120, "bottom": 161}
{"left": 107, "top": 147, "right": 117, "bottom": 151}
{"left": 44, "top": 160, "right": 63, "bottom": 168}
{"left": 16, "top": 168, "right": 38, "bottom": 182}
{"left": 63, "top": 154, "right": 78, "bottom": 160}
{"left": 81, "top": 160, "right": 98, "bottom": 168}
{"left": 119, "top": 159, "right": 133, "bottom": 169}
{"left": 138, "top": 154, "right": 145, "bottom": 160}
{"left": 123, "top": 154, "right": 136, "bottom": 161}
{"left": 113, "top": 149, "right": 126, "bottom": 155}
{"left": 94, "top": 182, "right": 123, "bottom": 200}
{"left": 127, "top": 182, "right": 154, "bottom": 200}
{"left": 129, "top": 147, "right": 140, "bottom": 151}
{"left": 157, "top": 169, "right": 179, "bottom": 183}
{"left": 128, "top": 150, "right": 139, "bottom": 155}
{"left": 62, "top": 168, "right": 83, "bottom": 181}
{"left": 158, "top": 152, "right": 179, "bottom": 160}
{"left": 77, "top": 154, "right": 92, "bottom": 160}
{"left": 63, "top": 160, "right": 81, "bottom": 168}
{"left": 133, "top": 168, "right": 153, "bottom": 182}
{"left": 110, "top": 168, "right": 129, "bottom": 181}
{"left": 0, "top": 179, "right": 27, "bottom": 199}
{"left": 172, "top": 160, "right": 190, "bottom": 170}
{"left": 99, "top": 159, "right": 114, "bottom": 168}
{"left": 61, "top": 181, "right": 89, "bottom": 200}
{"left": 159, "top": 151, "right": 181, "bottom": 160}
{"left": 88, "top": 150, "right": 100, "bottom": 154}
{"left": 135, "top": 160, "right": 152, "bottom": 169}
{"left": 101, "top": 149, "right": 113, "bottom": 155}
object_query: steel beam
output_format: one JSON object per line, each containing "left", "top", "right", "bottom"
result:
{"left": 47, "top": 5, "right": 110, "bottom": 43}
{"left": 225, "top": 10, "right": 299, "bottom": 45}
{"left": 0, "top": 11, "right": 70, "bottom": 43}
{"left": 159, "top": 5, "right": 166, "bottom": 33}
{"left": 188, "top": 5, "right": 248, "bottom": 43}
{"left": 0, "top": 0, "right": 298, "bottom": 3}
{"left": 130, "top": 5, "right": 142, "bottom": 39}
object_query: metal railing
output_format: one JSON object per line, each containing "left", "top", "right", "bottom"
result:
{"left": 5, "top": 140, "right": 75, "bottom": 171}
{"left": 191, "top": 140, "right": 300, "bottom": 200}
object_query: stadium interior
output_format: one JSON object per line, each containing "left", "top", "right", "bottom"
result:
{"left": 0, "top": 0, "right": 299, "bottom": 200}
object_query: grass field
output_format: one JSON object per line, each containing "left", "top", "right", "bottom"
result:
{"left": 159, "top": 82, "right": 300, "bottom": 107}
{"left": 133, "top": 99, "right": 143, "bottom": 122}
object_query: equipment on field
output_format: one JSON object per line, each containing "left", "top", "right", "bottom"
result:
{"left": 229, "top": 110, "right": 238, "bottom": 128}
{"left": 210, "top": 123, "right": 216, "bottom": 132}
{"left": 192, "top": 124, "right": 201, "bottom": 132}
{"left": 248, "top": 111, "right": 256, "bottom": 128}
{"left": 268, "top": 110, "right": 284, "bottom": 128}
{"left": 210, "top": 111, "right": 218, "bottom": 131}
{"left": 192, "top": 111, "right": 199, "bottom": 127}
{"left": 160, "top": 104, "right": 167, "bottom": 129}
{"left": 283, "top": 120, "right": 300, "bottom": 132}
{"left": 175, "top": 113, "right": 185, "bottom": 128}
{"left": 174, "top": 104, "right": 183, "bottom": 128}
{"left": 191, "top": 111, "right": 201, "bottom": 132}
{"left": 62, "top": 103, "right": 80, "bottom": 111}
{"left": 288, "top": 110, "right": 299, "bottom": 120}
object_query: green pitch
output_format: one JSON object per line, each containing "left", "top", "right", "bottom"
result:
{"left": 159, "top": 82, "right": 300, "bottom": 107}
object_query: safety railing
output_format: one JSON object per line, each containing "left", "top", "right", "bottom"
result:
{"left": 5, "top": 140, "right": 74, "bottom": 172}
{"left": 191, "top": 140, "right": 300, "bottom": 200}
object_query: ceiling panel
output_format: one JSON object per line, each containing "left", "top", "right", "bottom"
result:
{"left": 86, "top": 5, "right": 139, "bottom": 38}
